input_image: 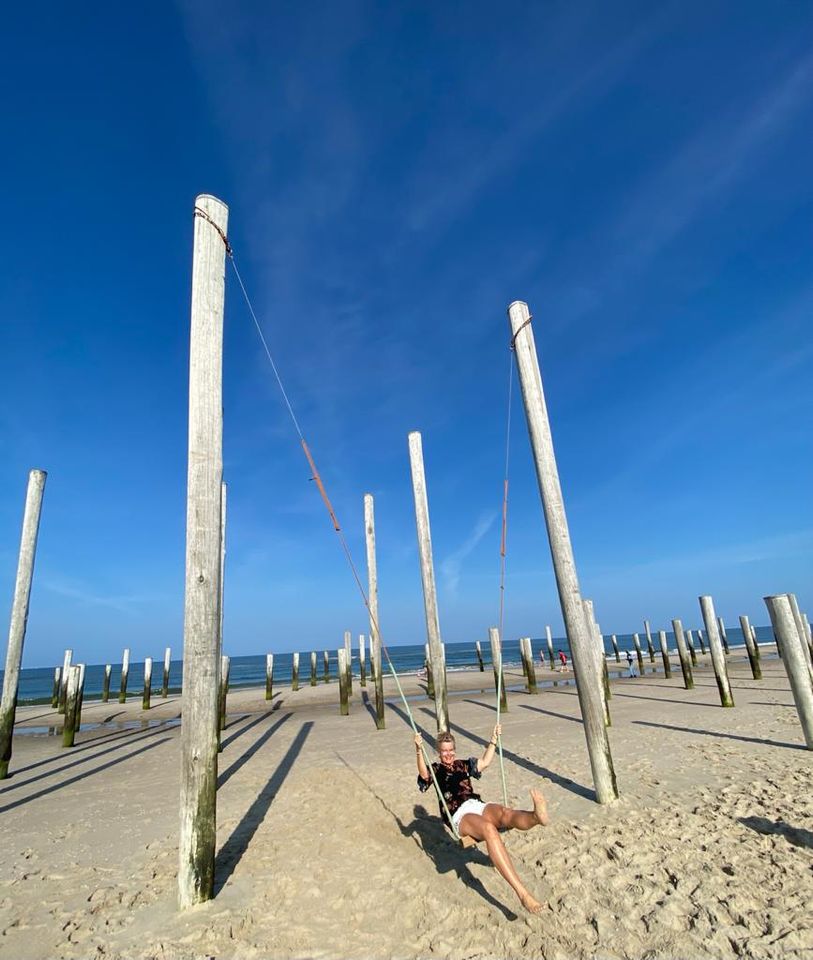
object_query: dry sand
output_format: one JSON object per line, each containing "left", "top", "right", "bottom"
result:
{"left": 0, "top": 652, "right": 811, "bottom": 959}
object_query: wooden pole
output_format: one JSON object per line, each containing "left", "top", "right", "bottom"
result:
{"left": 697, "top": 628, "right": 706, "bottom": 655}
{"left": 521, "top": 637, "right": 538, "bottom": 694}
{"left": 717, "top": 616, "right": 730, "bottom": 655}
{"left": 0, "top": 469, "right": 47, "bottom": 778}
{"left": 51, "top": 667, "right": 61, "bottom": 708}
{"left": 584, "top": 601, "right": 611, "bottom": 723}
{"left": 75, "top": 663, "right": 86, "bottom": 729}
{"left": 363, "top": 494, "right": 385, "bottom": 729}
{"left": 738, "top": 615, "right": 762, "bottom": 680}
{"left": 62, "top": 665, "right": 81, "bottom": 748}
{"left": 162, "top": 647, "right": 171, "bottom": 698}
{"left": 699, "top": 595, "right": 734, "bottom": 707}
{"left": 59, "top": 649, "right": 73, "bottom": 713}
{"left": 178, "top": 193, "right": 229, "bottom": 910}
{"left": 424, "top": 642, "right": 435, "bottom": 699}
{"left": 611, "top": 634, "right": 620, "bottom": 662}
{"left": 343, "top": 631, "right": 352, "bottom": 694}
{"left": 657, "top": 629, "right": 672, "bottom": 679}
{"left": 632, "top": 633, "right": 645, "bottom": 674}
{"left": 474, "top": 640, "right": 485, "bottom": 671}
{"left": 310, "top": 651, "right": 317, "bottom": 686}
{"left": 489, "top": 628, "right": 508, "bottom": 713}
{"left": 119, "top": 648, "right": 130, "bottom": 704}
{"left": 685, "top": 629, "right": 698, "bottom": 666}
{"left": 265, "top": 653, "right": 274, "bottom": 700}
{"left": 338, "top": 648, "right": 349, "bottom": 715}
{"left": 217, "top": 655, "right": 229, "bottom": 733}
{"left": 671, "top": 619, "right": 694, "bottom": 689}
{"left": 358, "top": 634, "right": 366, "bottom": 686}
{"left": 764, "top": 595, "right": 813, "bottom": 748}
{"left": 787, "top": 594, "right": 813, "bottom": 680}
{"left": 322, "top": 650, "right": 330, "bottom": 683}
{"left": 408, "top": 431, "right": 449, "bottom": 734}
{"left": 509, "top": 300, "right": 617, "bottom": 803}
{"left": 643, "top": 620, "right": 656, "bottom": 662}
{"left": 546, "top": 625, "right": 555, "bottom": 670}
{"left": 142, "top": 657, "right": 153, "bottom": 710}
{"left": 292, "top": 652, "right": 300, "bottom": 691}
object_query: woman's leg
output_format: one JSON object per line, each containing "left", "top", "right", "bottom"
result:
{"left": 482, "top": 789, "right": 549, "bottom": 831}
{"left": 459, "top": 812, "right": 542, "bottom": 913}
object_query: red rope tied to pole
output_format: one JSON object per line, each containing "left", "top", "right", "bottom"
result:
{"left": 301, "top": 439, "right": 341, "bottom": 532}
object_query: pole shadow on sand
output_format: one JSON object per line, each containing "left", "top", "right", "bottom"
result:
{"left": 739, "top": 816, "right": 813, "bottom": 849}
{"left": 217, "top": 712, "right": 294, "bottom": 789}
{"left": 632, "top": 719, "right": 808, "bottom": 752}
{"left": 214, "top": 720, "right": 314, "bottom": 894}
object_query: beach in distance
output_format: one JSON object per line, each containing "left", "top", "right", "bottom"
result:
{"left": 0, "top": 646, "right": 811, "bottom": 959}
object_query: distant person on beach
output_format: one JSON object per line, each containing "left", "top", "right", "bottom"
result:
{"left": 414, "top": 725, "right": 549, "bottom": 915}
{"left": 558, "top": 650, "right": 568, "bottom": 672}
{"left": 626, "top": 650, "right": 637, "bottom": 678}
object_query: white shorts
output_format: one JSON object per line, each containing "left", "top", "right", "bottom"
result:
{"left": 451, "top": 798, "right": 487, "bottom": 832}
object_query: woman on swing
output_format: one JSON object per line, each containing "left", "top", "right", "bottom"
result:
{"left": 414, "top": 724, "right": 549, "bottom": 914}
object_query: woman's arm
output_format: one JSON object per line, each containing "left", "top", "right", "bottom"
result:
{"left": 415, "top": 733, "right": 430, "bottom": 781}
{"left": 476, "top": 723, "right": 501, "bottom": 773}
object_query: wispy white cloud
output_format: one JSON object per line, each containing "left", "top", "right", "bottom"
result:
{"left": 43, "top": 576, "right": 148, "bottom": 614}
{"left": 440, "top": 510, "right": 498, "bottom": 596}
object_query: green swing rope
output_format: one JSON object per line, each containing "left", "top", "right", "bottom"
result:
{"left": 223, "top": 238, "right": 463, "bottom": 840}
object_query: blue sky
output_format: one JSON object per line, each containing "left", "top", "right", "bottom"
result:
{"left": 1, "top": 2, "right": 811, "bottom": 668}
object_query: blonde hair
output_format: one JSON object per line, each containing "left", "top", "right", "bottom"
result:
{"left": 437, "top": 731, "right": 456, "bottom": 750}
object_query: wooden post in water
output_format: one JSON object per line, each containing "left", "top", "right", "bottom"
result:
{"left": 611, "top": 635, "right": 620, "bottom": 662}
{"left": 178, "top": 193, "right": 229, "bottom": 909}
{"left": 657, "top": 629, "right": 673, "bottom": 678}
{"left": 509, "top": 300, "right": 617, "bottom": 803}
{"left": 265, "top": 654, "right": 274, "bottom": 700}
{"left": 338, "top": 648, "right": 349, "bottom": 715}
{"left": 697, "top": 628, "right": 706, "bottom": 655}
{"left": 51, "top": 668, "right": 61, "bottom": 708}
{"left": 718, "top": 616, "right": 730, "bottom": 655}
{"left": 364, "top": 493, "right": 385, "bottom": 729}
{"left": 699, "top": 595, "right": 734, "bottom": 707}
{"left": 217, "top": 655, "right": 230, "bottom": 733}
{"left": 738, "top": 615, "right": 762, "bottom": 680}
{"left": 310, "top": 651, "right": 317, "bottom": 686}
{"left": 546, "top": 625, "right": 555, "bottom": 670}
{"left": 671, "top": 619, "right": 694, "bottom": 689}
{"left": 521, "top": 637, "right": 538, "bottom": 693}
{"left": 75, "top": 663, "right": 86, "bottom": 729}
{"left": 162, "top": 647, "right": 171, "bottom": 698}
{"left": 143, "top": 657, "right": 153, "bottom": 710}
{"left": 764, "top": 595, "right": 813, "bottom": 748}
{"left": 408, "top": 431, "right": 449, "bottom": 734}
{"left": 0, "top": 469, "right": 47, "bottom": 778}
{"left": 643, "top": 620, "right": 656, "bottom": 662}
{"left": 119, "top": 648, "right": 130, "bottom": 704}
{"left": 358, "top": 634, "right": 366, "bottom": 686}
{"left": 424, "top": 642, "right": 435, "bottom": 699}
{"left": 59, "top": 649, "right": 73, "bottom": 713}
{"left": 474, "top": 640, "right": 485, "bottom": 671}
{"left": 62, "top": 666, "right": 81, "bottom": 748}
{"left": 291, "top": 652, "right": 300, "bottom": 691}
{"left": 322, "top": 650, "right": 330, "bottom": 683}
{"left": 632, "top": 633, "right": 645, "bottom": 675}
{"left": 685, "top": 630, "right": 698, "bottom": 666}
{"left": 489, "top": 628, "right": 508, "bottom": 712}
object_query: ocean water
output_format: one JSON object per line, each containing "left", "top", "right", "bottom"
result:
{"left": 3, "top": 627, "right": 774, "bottom": 705}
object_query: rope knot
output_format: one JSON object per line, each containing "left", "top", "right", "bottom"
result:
{"left": 194, "top": 206, "right": 233, "bottom": 257}
{"left": 509, "top": 314, "right": 533, "bottom": 351}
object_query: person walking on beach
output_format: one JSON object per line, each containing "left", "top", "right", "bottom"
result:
{"left": 414, "top": 725, "right": 549, "bottom": 914}
{"left": 626, "top": 650, "right": 637, "bottom": 678}
{"left": 558, "top": 650, "right": 568, "bottom": 672}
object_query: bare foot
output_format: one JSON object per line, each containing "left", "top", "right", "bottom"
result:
{"left": 530, "top": 788, "right": 549, "bottom": 826}
{"left": 519, "top": 892, "right": 544, "bottom": 914}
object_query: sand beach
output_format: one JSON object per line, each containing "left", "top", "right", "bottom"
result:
{"left": 0, "top": 650, "right": 810, "bottom": 959}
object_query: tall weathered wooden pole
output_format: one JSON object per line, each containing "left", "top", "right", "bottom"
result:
{"left": 657, "top": 629, "right": 672, "bottom": 678}
{"left": 265, "top": 653, "right": 274, "bottom": 700}
{"left": 179, "top": 193, "right": 228, "bottom": 909}
{"left": 143, "top": 657, "right": 153, "bottom": 710}
{"left": 671, "top": 619, "right": 694, "bottom": 689}
{"left": 59, "top": 649, "right": 73, "bottom": 713}
{"left": 119, "top": 648, "right": 130, "bottom": 704}
{"left": 545, "top": 625, "right": 555, "bottom": 669}
{"left": 738, "top": 615, "right": 762, "bottom": 680}
{"left": 363, "top": 494, "right": 385, "bottom": 730}
{"left": 717, "top": 616, "right": 730, "bottom": 655}
{"left": 343, "top": 632, "right": 352, "bottom": 693}
{"left": 408, "top": 431, "right": 449, "bottom": 734}
{"left": 643, "top": 620, "right": 656, "bottom": 662}
{"left": 764, "top": 595, "right": 813, "bottom": 749}
{"left": 508, "top": 300, "right": 617, "bottom": 803}
{"left": 162, "top": 647, "right": 172, "bottom": 697}
{"left": 0, "top": 468, "right": 47, "bottom": 779}
{"left": 632, "top": 633, "right": 645, "bottom": 674}
{"left": 489, "top": 628, "right": 508, "bottom": 712}
{"left": 699, "top": 595, "right": 734, "bottom": 707}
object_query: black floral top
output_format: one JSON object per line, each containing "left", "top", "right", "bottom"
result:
{"left": 418, "top": 758, "right": 482, "bottom": 826}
